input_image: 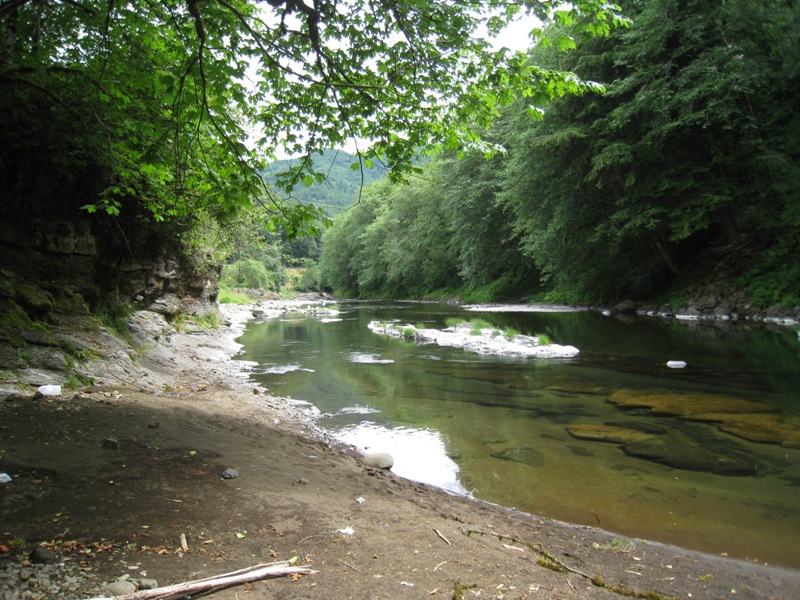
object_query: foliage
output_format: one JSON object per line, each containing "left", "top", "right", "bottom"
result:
{"left": 95, "top": 297, "right": 135, "bottom": 345}
{"left": 221, "top": 258, "right": 284, "bottom": 292}
{"left": 438, "top": 149, "right": 536, "bottom": 292}
{"left": 0, "top": 0, "right": 627, "bottom": 238}
{"left": 217, "top": 286, "right": 253, "bottom": 305}
{"left": 287, "top": 260, "right": 322, "bottom": 292}
{"left": 319, "top": 165, "right": 462, "bottom": 297}
{"left": 444, "top": 318, "right": 466, "bottom": 328}
{"left": 501, "top": 0, "right": 800, "bottom": 303}
{"left": 191, "top": 311, "right": 223, "bottom": 329}
{"left": 469, "top": 319, "right": 493, "bottom": 335}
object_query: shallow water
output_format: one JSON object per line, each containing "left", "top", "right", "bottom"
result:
{"left": 235, "top": 301, "right": 800, "bottom": 568}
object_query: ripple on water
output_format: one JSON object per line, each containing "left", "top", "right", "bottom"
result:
{"left": 336, "top": 405, "right": 383, "bottom": 415}
{"left": 257, "top": 364, "right": 315, "bottom": 374}
{"left": 347, "top": 353, "right": 394, "bottom": 364}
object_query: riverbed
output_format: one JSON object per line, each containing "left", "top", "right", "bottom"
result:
{"left": 235, "top": 301, "right": 800, "bottom": 567}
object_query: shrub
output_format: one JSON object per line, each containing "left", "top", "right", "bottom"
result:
{"left": 218, "top": 286, "right": 252, "bottom": 305}
{"left": 445, "top": 317, "right": 467, "bottom": 328}
{"left": 221, "top": 259, "right": 284, "bottom": 291}
{"left": 503, "top": 327, "right": 520, "bottom": 341}
{"left": 469, "top": 318, "right": 492, "bottom": 335}
{"left": 401, "top": 327, "right": 416, "bottom": 339}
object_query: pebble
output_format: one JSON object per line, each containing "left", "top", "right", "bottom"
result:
{"left": 221, "top": 468, "right": 239, "bottom": 479}
{"left": 103, "top": 579, "right": 137, "bottom": 595}
{"left": 0, "top": 553, "right": 103, "bottom": 600}
{"left": 29, "top": 548, "right": 55, "bottom": 565}
{"left": 101, "top": 437, "right": 120, "bottom": 450}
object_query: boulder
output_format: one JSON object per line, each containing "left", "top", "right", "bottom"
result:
{"left": 363, "top": 452, "right": 394, "bottom": 470}
{"left": 29, "top": 547, "right": 56, "bottom": 564}
{"left": 684, "top": 413, "right": 800, "bottom": 448}
{"left": 490, "top": 446, "right": 544, "bottom": 467}
{"left": 566, "top": 424, "right": 655, "bottom": 445}
{"left": 623, "top": 438, "right": 765, "bottom": 477}
{"left": 103, "top": 580, "right": 137, "bottom": 596}
{"left": 608, "top": 389, "right": 777, "bottom": 417}
{"left": 613, "top": 300, "right": 638, "bottom": 314}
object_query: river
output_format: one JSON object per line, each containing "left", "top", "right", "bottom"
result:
{"left": 234, "top": 301, "right": 800, "bottom": 568}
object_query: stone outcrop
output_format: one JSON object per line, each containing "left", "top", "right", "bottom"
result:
{"left": 607, "top": 389, "right": 778, "bottom": 417}
{"left": 606, "top": 283, "right": 799, "bottom": 325}
{"left": 0, "top": 216, "right": 220, "bottom": 320}
{"left": 368, "top": 321, "right": 580, "bottom": 359}
{"left": 566, "top": 421, "right": 773, "bottom": 477}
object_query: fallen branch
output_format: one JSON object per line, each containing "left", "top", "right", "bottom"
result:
{"left": 433, "top": 528, "right": 451, "bottom": 545}
{"left": 85, "top": 561, "right": 316, "bottom": 600}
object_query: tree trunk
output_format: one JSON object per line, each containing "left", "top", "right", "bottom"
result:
{"left": 653, "top": 236, "right": 681, "bottom": 277}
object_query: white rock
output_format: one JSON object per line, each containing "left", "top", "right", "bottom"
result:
{"left": 37, "top": 384, "right": 61, "bottom": 396}
{"left": 363, "top": 452, "right": 394, "bottom": 469}
{"left": 667, "top": 360, "right": 687, "bottom": 369}
{"left": 368, "top": 321, "right": 579, "bottom": 359}
{"left": 336, "top": 526, "right": 354, "bottom": 535}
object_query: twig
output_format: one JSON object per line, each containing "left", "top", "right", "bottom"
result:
{"left": 298, "top": 533, "right": 325, "bottom": 544}
{"left": 432, "top": 528, "right": 451, "bottom": 545}
{"left": 336, "top": 558, "right": 361, "bottom": 572}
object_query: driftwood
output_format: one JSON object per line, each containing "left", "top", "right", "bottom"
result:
{"left": 88, "top": 561, "right": 316, "bottom": 600}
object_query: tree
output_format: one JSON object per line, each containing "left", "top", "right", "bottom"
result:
{"left": 0, "top": 0, "right": 627, "bottom": 235}
{"left": 498, "top": 0, "right": 800, "bottom": 303}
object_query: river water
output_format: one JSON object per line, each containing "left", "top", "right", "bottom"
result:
{"left": 234, "top": 301, "right": 800, "bottom": 568}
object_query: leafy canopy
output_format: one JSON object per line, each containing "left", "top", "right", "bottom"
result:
{"left": 0, "top": 0, "right": 627, "bottom": 234}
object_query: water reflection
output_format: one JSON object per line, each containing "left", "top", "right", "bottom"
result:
{"left": 235, "top": 302, "right": 800, "bottom": 567}
{"left": 331, "top": 420, "right": 467, "bottom": 495}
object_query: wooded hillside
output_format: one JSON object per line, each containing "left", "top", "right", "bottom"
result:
{"left": 263, "top": 150, "right": 388, "bottom": 217}
{"left": 318, "top": 0, "right": 800, "bottom": 309}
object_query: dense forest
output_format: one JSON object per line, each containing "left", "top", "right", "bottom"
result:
{"left": 318, "top": 0, "right": 800, "bottom": 309}
{"left": 2, "top": 0, "right": 629, "bottom": 318}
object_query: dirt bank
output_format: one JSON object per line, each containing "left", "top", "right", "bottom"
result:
{"left": 1, "top": 302, "right": 798, "bottom": 599}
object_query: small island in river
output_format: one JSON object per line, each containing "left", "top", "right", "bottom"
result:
{"left": 368, "top": 319, "right": 580, "bottom": 359}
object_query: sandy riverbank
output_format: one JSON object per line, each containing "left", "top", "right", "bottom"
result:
{"left": 1, "top": 301, "right": 798, "bottom": 599}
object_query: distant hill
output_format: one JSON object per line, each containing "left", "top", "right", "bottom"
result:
{"left": 263, "top": 149, "right": 388, "bottom": 217}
